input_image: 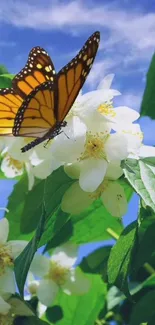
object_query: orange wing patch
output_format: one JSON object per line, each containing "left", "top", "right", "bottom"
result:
{"left": 0, "top": 88, "right": 23, "bottom": 135}
{"left": 56, "top": 31, "right": 100, "bottom": 121}
{"left": 12, "top": 47, "right": 56, "bottom": 99}
{"left": 13, "top": 81, "right": 56, "bottom": 138}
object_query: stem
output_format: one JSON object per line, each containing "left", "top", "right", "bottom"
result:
{"left": 144, "top": 263, "right": 155, "bottom": 275}
{"left": 106, "top": 227, "right": 119, "bottom": 240}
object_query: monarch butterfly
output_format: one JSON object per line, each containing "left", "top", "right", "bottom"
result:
{"left": 0, "top": 31, "right": 100, "bottom": 152}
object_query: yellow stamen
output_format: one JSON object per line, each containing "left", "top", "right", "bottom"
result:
{"left": 122, "top": 130, "right": 144, "bottom": 141}
{"left": 48, "top": 262, "right": 69, "bottom": 286}
{"left": 0, "top": 246, "right": 13, "bottom": 276}
{"left": 6, "top": 156, "right": 23, "bottom": 173}
{"left": 98, "top": 102, "right": 116, "bottom": 118}
{"left": 80, "top": 132, "right": 109, "bottom": 160}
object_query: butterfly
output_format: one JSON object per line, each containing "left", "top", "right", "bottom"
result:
{"left": 0, "top": 31, "right": 100, "bottom": 152}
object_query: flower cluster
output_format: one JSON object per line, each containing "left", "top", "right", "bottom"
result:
{"left": 27, "top": 243, "right": 90, "bottom": 307}
{"left": 0, "top": 218, "right": 89, "bottom": 316}
{"left": 0, "top": 218, "right": 27, "bottom": 318}
{"left": 1, "top": 74, "right": 153, "bottom": 217}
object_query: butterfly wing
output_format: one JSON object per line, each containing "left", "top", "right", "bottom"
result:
{"left": 0, "top": 88, "right": 23, "bottom": 135}
{"left": 12, "top": 47, "right": 56, "bottom": 99}
{"left": 13, "top": 31, "right": 100, "bottom": 151}
{"left": 56, "top": 31, "right": 100, "bottom": 121}
{"left": 13, "top": 81, "right": 56, "bottom": 138}
{"left": 0, "top": 47, "right": 56, "bottom": 136}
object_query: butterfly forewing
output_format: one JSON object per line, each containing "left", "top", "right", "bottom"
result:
{"left": 0, "top": 88, "right": 23, "bottom": 135}
{"left": 56, "top": 31, "right": 100, "bottom": 121}
{"left": 12, "top": 47, "right": 56, "bottom": 99}
{"left": 13, "top": 81, "right": 56, "bottom": 138}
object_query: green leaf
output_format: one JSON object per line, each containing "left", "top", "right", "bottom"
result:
{"left": 44, "top": 167, "right": 74, "bottom": 215}
{"left": 6, "top": 175, "right": 33, "bottom": 241}
{"left": 80, "top": 246, "right": 111, "bottom": 275}
{"left": 0, "top": 74, "right": 14, "bottom": 88}
{"left": 54, "top": 275, "right": 106, "bottom": 325}
{"left": 14, "top": 206, "right": 46, "bottom": 296}
{"left": 70, "top": 200, "right": 123, "bottom": 244}
{"left": 133, "top": 221, "right": 155, "bottom": 273}
{"left": 140, "top": 53, "right": 155, "bottom": 118}
{"left": 8, "top": 294, "right": 34, "bottom": 316}
{"left": 0, "top": 65, "right": 9, "bottom": 75}
{"left": 130, "top": 290, "right": 155, "bottom": 325}
{"left": 20, "top": 179, "right": 45, "bottom": 233}
{"left": 14, "top": 316, "right": 49, "bottom": 325}
{"left": 123, "top": 158, "right": 155, "bottom": 212}
{"left": 107, "top": 221, "right": 138, "bottom": 298}
{"left": 141, "top": 156, "right": 155, "bottom": 166}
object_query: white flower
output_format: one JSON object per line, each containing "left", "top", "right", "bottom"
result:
{"left": 51, "top": 119, "right": 128, "bottom": 192}
{"left": 0, "top": 218, "right": 28, "bottom": 305}
{"left": 1, "top": 137, "right": 54, "bottom": 190}
{"left": 64, "top": 74, "right": 120, "bottom": 130}
{"left": 62, "top": 161, "right": 127, "bottom": 217}
{"left": 30, "top": 244, "right": 91, "bottom": 306}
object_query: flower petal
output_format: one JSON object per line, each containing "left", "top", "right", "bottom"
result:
{"left": 30, "top": 254, "right": 50, "bottom": 278}
{"left": 62, "top": 268, "right": 91, "bottom": 295}
{"left": 113, "top": 106, "right": 140, "bottom": 126}
{"left": 25, "top": 163, "right": 35, "bottom": 191}
{"left": 97, "top": 74, "right": 115, "bottom": 90}
{"left": 37, "top": 279, "right": 58, "bottom": 306}
{"left": 79, "top": 158, "right": 108, "bottom": 192}
{"left": 101, "top": 181, "right": 128, "bottom": 217}
{"left": 7, "top": 240, "right": 28, "bottom": 259}
{"left": 105, "top": 161, "right": 123, "bottom": 180}
{"left": 0, "top": 218, "right": 9, "bottom": 244}
{"left": 51, "top": 243, "right": 78, "bottom": 268}
{"left": 50, "top": 117, "right": 86, "bottom": 163}
{"left": 32, "top": 159, "right": 53, "bottom": 179}
{"left": 0, "top": 296, "right": 11, "bottom": 315}
{"left": 61, "top": 181, "right": 94, "bottom": 214}
{"left": 105, "top": 134, "right": 128, "bottom": 161}
{"left": 0, "top": 268, "right": 16, "bottom": 294}
{"left": 64, "top": 163, "right": 80, "bottom": 179}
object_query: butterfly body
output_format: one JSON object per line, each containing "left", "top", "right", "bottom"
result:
{"left": 0, "top": 31, "right": 100, "bottom": 151}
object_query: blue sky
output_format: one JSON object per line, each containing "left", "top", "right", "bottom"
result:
{"left": 0, "top": 0, "right": 155, "bottom": 257}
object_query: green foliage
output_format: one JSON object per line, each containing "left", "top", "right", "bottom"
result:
{"left": 15, "top": 205, "right": 46, "bottom": 296}
{"left": 123, "top": 158, "right": 155, "bottom": 212}
{"left": 108, "top": 221, "right": 138, "bottom": 298}
{"left": 140, "top": 53, "right": 155, "bottom": 119}
{"left": 129, "top": 290, "right": 155, "bottom": 325}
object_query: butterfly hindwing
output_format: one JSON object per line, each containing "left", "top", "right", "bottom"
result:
{"left": 12, "top": 47, "right": 56, "bottom": 99}
{"left": 13, "top": 81, "right": 56, "bottom": 138}
{"left": 56, "top": 31, "right": 100, "bottom": 121}
{"left": 0, "top": 88, "right": 23, "bottom": 135}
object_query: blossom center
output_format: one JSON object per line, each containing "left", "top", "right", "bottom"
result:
{"left": 48, "top": 262, "right": 69, "bottom": 286}
{"left": 98, "top": 102, "right": 116, "bottom": 118}
{"left": 0, "top": 245, "right": 13, "bottom": 275}
{"left": 6, "top": 156, "right": 24, "bottom": 173}
{"left": 89, "top": 179, "right": 109, "bottom": 200}
{"left": 80, "top": 132, "right": 109, "bottom": 160}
